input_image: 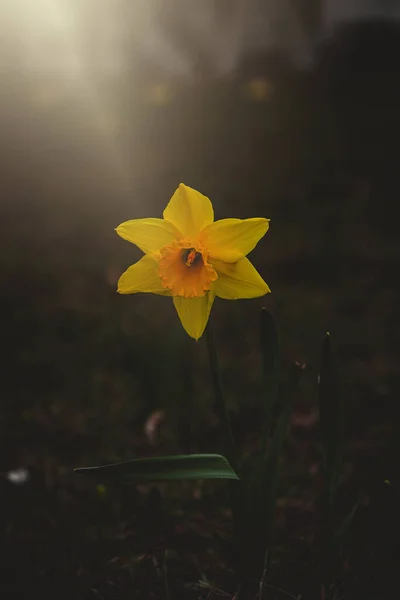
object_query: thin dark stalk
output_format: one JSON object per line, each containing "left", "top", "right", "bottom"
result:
{"left": 205, "top": 322, "right": 236, "bottom": 473}
{"left": 259, "top": 307, "right": 280, "bottom": 459}
{"left": 162, "top": 552, "right": 171, "bottom": 600}
{"left": 318, "top": 332, "right": 343, "bottom": 592}
{"left": 205, "top": 320, "right": 243, "bottom": 585}
{"left": 261, "top": 361, "right": 304, "bottom": 574}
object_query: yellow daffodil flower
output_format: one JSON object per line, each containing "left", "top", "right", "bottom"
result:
{"left": 116, "top": 184, "right": 271, "bottom": 340}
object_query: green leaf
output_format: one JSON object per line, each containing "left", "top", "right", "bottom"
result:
{"left": 74, "top": 453, "right": 240, "bottom": 483}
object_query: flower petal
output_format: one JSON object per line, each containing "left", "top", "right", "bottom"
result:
{"left": 200, "top": 218, "right": 270, "bottom": 262}
{"left": 173, "top": 290, "right": 215, "bottom": 340}
{"left": 213, "top": 257, "right": 271, "bottom": 299}
{"left": 115, "top": 218, "right": 181, "bottom": 255}
{"left": 163, "top": 183, "right": 214, "bottom": 239}
{"left": 117, "top": 255, "right": 170, "bottom": 295}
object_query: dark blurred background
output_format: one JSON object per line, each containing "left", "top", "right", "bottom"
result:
{"left": 1, "top": 1, "right": 400, "bottom": 598}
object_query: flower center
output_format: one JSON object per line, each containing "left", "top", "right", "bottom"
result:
{"left": 157, "top": 240, "right": 217, "bottom": 299}
{"left": 182, "top": 248, "right": 202, "bottom": 267}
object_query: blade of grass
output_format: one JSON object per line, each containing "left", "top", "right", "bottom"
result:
{"left": 205, "top": 319, "right": 244, "bottom": 589}
{"left": 333, "top": 495, "right": 363, "bottom": 550}
{"left": 259, "top": 307, "right": 280, "bottom": 458}
{"left": 238, "top": 308, "right": 281, "bottom": 591}
{"left": 74, "top": 453, "right": 239, "bottom": 482}
{"left": 261, "top": 361, "right": 304, "bottom": 572}
{"left": 318, "top": 332, "right": 342, "bottom": 518}
{"left": 205, "top": 322, "right": 236, "bottom": 472}
{"left": 241, "top": 361, "right": 304, "bottom": 588}
{"left": 317, "top": 332, "right": 344, "bottom": 595}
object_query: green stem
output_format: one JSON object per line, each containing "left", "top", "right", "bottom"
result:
{"left": 180, "top": 337, "right": 194, "bottom": 454}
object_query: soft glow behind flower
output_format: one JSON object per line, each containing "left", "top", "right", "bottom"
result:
{"left": 116, "top": 184, "right": 271, "bottom": 340}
